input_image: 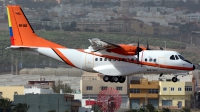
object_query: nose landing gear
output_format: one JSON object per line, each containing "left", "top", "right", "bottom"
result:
{"left": 103, "top": 75, "right": 126, "bottom": 83}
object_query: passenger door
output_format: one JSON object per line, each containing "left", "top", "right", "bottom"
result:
{"left": 85, "top": 54, "right": 94, "bottom": 69}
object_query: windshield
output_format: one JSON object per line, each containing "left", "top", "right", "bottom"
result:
{"left": 178, "top": 55, "right": 185, "bottom": 60}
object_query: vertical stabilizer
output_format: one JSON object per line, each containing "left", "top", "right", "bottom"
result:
{"left": 7, "top": 5, "right": 65, "bottom": 48}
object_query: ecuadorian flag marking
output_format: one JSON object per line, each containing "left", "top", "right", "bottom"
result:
{"left": 7, "top": 7, "right": 14, "bottom": 45}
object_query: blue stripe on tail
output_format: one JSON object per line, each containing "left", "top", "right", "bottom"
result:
{"left": 9, "top": 27, "right": 13, "bottom": 37}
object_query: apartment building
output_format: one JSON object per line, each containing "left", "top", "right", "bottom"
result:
{"left": 159, "top": 81, "right": 194, "bottom": 109}
{"left": 129, "top": 74, "right": 196, "bottom": 109}
{"left": 0, "top": 86, "right": 24, "bottom": 100}
{"left": 80, "top": 72, "right": 129, "bottom": 109}
{"left": 131, "top": 19, "right": 180, "bottom": 35}
{"left": 129, "top": 78, "right": 159, "bottom": 109}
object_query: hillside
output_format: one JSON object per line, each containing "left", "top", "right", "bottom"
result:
{"left": 0, "top": 30, "right": 199, "bottom": 70}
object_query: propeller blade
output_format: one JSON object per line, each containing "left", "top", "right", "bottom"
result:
{"left": 146, "top": 39, "right": 151, "bottom": 50}
{"left": 137, "top": 38, "right": 141, "bottom": 64}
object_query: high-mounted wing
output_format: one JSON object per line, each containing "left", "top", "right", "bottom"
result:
{"left": 88, "top": 38, "right": 121, "bottom": 51}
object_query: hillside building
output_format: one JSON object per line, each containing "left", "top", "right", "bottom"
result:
{"left": 80, "top": 72, "right": 129, "bottom": 109}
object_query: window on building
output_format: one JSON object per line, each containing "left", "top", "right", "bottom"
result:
{"left": 162, "top": 100, "right": 172, "bottom": 106}
{"left": 148, "top": 89, "right": 158, "bottom": 93}
{"left": 178, "top": 87, "right": 182, "bottom": 91}
{"left": 116, "top": 87, "right": 123, "bottom": 91}
{"left": 101, "top": 86, "right": 107, "bottom": 90}
{"left": 130, "top": 89, "right": 140, "bottom": 93}
{"left": 0, "top": 92, "right": 2, "bottom": 95}
{"left": 86, "top": 86, "right": 93, "bottom": 90}
{"left": 163, "top": 87, "right": 167, "bottom": 91}
{"left": 95, "top": 58, "right": 98, "bottom": 61}
{"left": 185, "top": 86, "right": 192, "bottom": 91}
{"left": 171, "top": 87, "right": 174, "bottom": 91}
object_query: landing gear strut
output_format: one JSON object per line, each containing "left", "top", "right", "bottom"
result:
{"left": 103, "top": 76, "right": 126, "bottom": 83}
{"left": 159, "top": 73, "right": 163, "bottom": 77}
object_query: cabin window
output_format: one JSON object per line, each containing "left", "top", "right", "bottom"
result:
{"left": 122, "top": 58, "right": 125, "bottom": 61}
{"left": 145, "top": 58, "right": 147, "bottom": 62}
{"left": 104, "top": 58, "right": 107, "bottom": 61}
{"left": 109, "top": 58, "right": 111, "bottom": 61}
{"left": 149, "top": 58, "right": 152, "bottom": 62}
{"left": 131, "top": 58, "right": 134, "bottom": 61}
{"left": 170, "top": 55, "right": 175, "bottom": 60}
{"left": 95, "top": 58, "right": 98, "bottom": 61}
{"left": 154, "top": 59, "right": 156, "bottom": 62}
{"left": 100, "top": 58, "right": 102, "bottom": 61}
{"left": 175, "top": 55, "right": 179, "bottom": 60}
{"left": 178, "top": 55, "right": 185, "bottom": 60}
{"left": 118, "top": 58, "right": 120, "bottom": 61}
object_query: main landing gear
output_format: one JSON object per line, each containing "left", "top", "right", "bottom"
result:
{"left": 103, "top": 75, "right": 126, "bottom": 83}
{"left": 159, "top": 73, "right": 178, "bottom": 82}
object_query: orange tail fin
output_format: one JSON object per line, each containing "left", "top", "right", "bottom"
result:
{"left": 7, "top": 5, "right": 65, "bottom": 48}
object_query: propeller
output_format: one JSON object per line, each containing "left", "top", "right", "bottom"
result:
{"left": 136, "top": 38, "right": 143, "bottom": 64}
{"left": 146, "top": 39, "right": 151, "bottom": 50}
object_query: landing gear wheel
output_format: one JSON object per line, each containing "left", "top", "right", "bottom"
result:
{"left": 103, "top": 76, "right": 109, "bottom": 82}
{"left": 113, "top": 76, "right": 119, "bottom": 83}
{"left": 172, "top": 77, "right": 178, "bottom": 82}
{"left": 119, "top": 76, "right": 126, "bottom": 83}
{"left": 109, "top": 76, "right": 114, "bottom": 82}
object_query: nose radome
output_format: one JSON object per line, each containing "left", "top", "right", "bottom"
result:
{"left": 193, "top": 65, "right": 195, "bottom": 70}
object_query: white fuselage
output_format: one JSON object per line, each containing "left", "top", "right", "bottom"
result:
{"left": 31, "top": 47, "right": 194, "bottom": 76}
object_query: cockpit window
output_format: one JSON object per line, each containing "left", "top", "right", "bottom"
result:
{"left": 178, "top": 55, "right": 185, "bottom": 60}
{"left": 170, "top": 55, "right": 175, "bottom": 60}
{"left": 175, "top": 55, "right": 179, "bottom": 60}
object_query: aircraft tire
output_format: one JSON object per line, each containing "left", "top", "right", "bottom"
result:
{"left": 113, "top": 76, "right": 119, "bottom": 82}
{"left": 109, "top": 76, "right": 114, "bottom": 82}
{"left": 172, "top": 77, "right": 177, "bottom": 82}
{"left": 103, "top": 75, "right": 109, "bottom": 82}
{"left": 119, "top": 76, "right": 126, "bottom": 83}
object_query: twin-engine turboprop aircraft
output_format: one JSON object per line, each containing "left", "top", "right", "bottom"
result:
{"left": 6, "top": 5, "right": 195, "bottom": 83}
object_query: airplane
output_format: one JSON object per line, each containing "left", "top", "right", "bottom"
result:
{"left": 6, "top": 5, "right": 195, "bottom": 83}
